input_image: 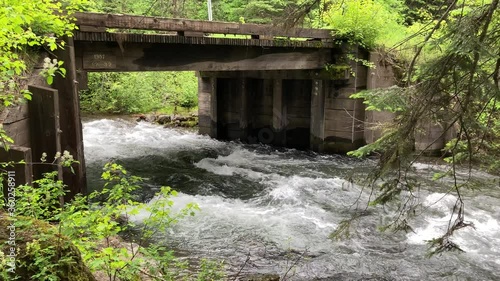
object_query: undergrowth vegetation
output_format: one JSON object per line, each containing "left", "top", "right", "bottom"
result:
{"left": 1, "top": 161, "right": 226, "bottom": 280}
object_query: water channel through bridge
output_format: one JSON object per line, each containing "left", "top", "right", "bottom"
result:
{"left": 3, "top": 12, "right": 396, "bottom": 199}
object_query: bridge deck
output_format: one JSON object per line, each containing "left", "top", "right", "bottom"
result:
{"left": 74, "top": 12, "right": 334, "bottom": 48}
{"left": 73, "top": 31, "right": 334, "bottom": 48}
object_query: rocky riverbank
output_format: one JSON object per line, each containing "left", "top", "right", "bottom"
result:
{"left": 135, "top": 113, "right": 199, "bottom": 128}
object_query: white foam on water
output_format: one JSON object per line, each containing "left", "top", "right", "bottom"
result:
{"left": 84, "top": 118, "right": 500, "bottom": 279}
{"left": 131, "top": 190, "right": 338, "bottom": 253}
{"left": 195, "top": 149, "right": 363, "bottom": 207}
{"left": 407, "top": 192, "right": 500, "bottom": 269}
{"left": 83, "top": 119, "right": 226, "bottom": 162}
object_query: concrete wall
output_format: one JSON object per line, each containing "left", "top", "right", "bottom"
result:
{"left": 321, "top": 46, "right": 368, "bottom": 153}
{"left": 364, "top": 51, "right": 397, "bottom": 144}
{"left": 198, "top": 47, "right": 371, "bottom": 154}
{"left": 1, "top": 70, "right": 47, "bottom": 148}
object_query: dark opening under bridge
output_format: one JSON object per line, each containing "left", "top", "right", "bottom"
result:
{"left": 1, "top": 12, "right": 397, "bottom": 200}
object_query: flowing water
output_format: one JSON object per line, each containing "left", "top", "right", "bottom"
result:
{"left": 83, "top": 117, "right": 500, "bottom": 281}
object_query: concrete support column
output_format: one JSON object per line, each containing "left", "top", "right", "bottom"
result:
{"left": 239, "top": 78, "right": 248, "bottom": 141}
{"left": 322, "top": 86, "right": 365, "bottom": 153}
{"left": 198, "top": 76, "right": 217, "bottom": 138}
{"left": 310, "top": 80, "right": 325, "bottom": 152}
{"left": 364, "top": 52, "right": 396, "bottom": 144}
{"left": 272, "top": 79, "right": 286, "bottom": 146}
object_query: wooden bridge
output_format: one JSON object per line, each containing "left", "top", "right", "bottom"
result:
{"left": 72, "top": 12, "right": 337, "bottom": 72}
{"left": 2, "top": 12, "right": 397, "bottom": 199}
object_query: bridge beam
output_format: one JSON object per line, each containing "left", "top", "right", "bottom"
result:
{"left": 74, "top": 42, "right": 330, "bottom": 71}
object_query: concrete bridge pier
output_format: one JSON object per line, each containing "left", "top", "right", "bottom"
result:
{"left": 198, "top": 61, "right": 368, "bottom": 153}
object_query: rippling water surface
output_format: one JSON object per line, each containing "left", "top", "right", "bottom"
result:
{"left": 83, "top": 118, "right": 500, "bottom": 281}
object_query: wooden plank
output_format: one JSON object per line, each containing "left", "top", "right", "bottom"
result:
{"left": 75, "top": 42, "right": 330, "bottom": 71}
{"left": 28, "top": 85, "right": 61, "bottom": 181}
{"left": 76, "top": 70, "right": 88, "bottom": 91}
{"left": 74, "top": 12, "right": 334, "bottom": 39}
{"left": 53, "top": 37, "right": 87, "bottom": 200}
{"left": 78, "top": 25, "right": 107, "bottom": 32}
{"left": 73, "top": 31, "right": 332, "bottom": 49}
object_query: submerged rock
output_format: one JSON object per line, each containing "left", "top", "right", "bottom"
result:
{"left": 156, "top": 114, "right": 172, "bottom": 124}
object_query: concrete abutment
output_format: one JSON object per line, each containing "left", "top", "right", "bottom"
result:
{"left": 198, "top": 63, "right": 369, "bottom": 153}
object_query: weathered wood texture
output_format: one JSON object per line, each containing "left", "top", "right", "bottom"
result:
{"left": 73, "top": 32, "right": 333, "bottom": 49}
{"left": 53, "top": 38, "right": 87, "bottom": 199}
{"left": 28, "top": 85, "right": 61, "bottom": 180}
{"left": 74, "top": 42, "right": 330, "bottom": 71}
{"left": 74, "top": 12, "right": 334, "bottom": 39}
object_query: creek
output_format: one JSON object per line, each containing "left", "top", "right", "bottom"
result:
{"left": 83, "top": 117, "right": 500, "bottom": 281}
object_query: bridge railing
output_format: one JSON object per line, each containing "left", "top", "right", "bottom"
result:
{"left": 74, "top": 12, "right": 334, "bottom": 40}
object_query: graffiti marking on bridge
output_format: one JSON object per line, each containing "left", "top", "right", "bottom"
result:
{"left": 83, "top": 52, "right": 116, "bottom": 70}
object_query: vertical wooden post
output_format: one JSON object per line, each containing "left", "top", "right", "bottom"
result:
{"left": 53, "top": 37, "right": 86, "bottom": 199}
{"left": 310, "top": 80, "right": 325, "bottom": 152}
{"left": 272, "top": 79, "right": 286, "bottom": 146}
{"left": 76, "top": 70, "right": 89, "bottom": 91}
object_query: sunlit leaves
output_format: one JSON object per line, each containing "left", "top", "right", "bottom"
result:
{"left": 320, "top": 0, "right": 407, "bottom": 48}
{"left": 0, "top": 0, "right": 87, "bottom": 105}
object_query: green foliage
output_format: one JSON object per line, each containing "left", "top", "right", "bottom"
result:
{"left": 342, "top": 0, "right": 500, "bottom": 255}
{"left": 3, "top": 159, "right": 226, "bottom": 280}
{"left": 80, "top": 71, "right": 198, "bottom": 114}
{"left": 0, "top": 0, "right": 89, "bottom": 108}
{"left": 196, "top": 259, "right": 226, "bottom": 281}
{"left": 320, "top": 0, "right": 407, "bottom": 48}
{"left": 350, "top": 85, "right": 410, "bottom": 112}
{"left": 59, "top": 163, "right": 202, "bottom": 280}
{"left": 16, "top": 172, "right": 66, "bottom": 220}
{"left": 40, "top": 58, "right": 66, "bottom": 85}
